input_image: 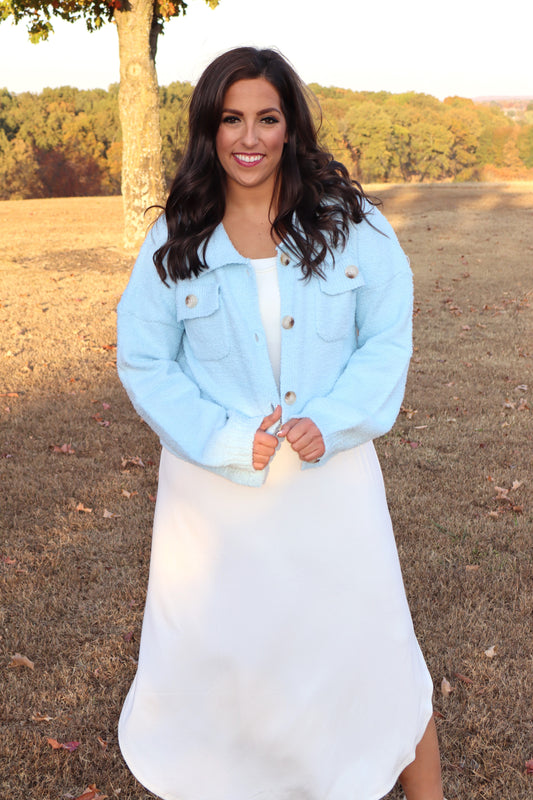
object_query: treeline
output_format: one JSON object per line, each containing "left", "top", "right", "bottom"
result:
{"left": 312, "top": 85, "right": 533, "bottom": 183}
{"left": 1, "top": 82, "right": 533, "bottom": 200}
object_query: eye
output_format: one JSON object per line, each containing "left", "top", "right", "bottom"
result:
{"left": 221, "top": 114, "right": 240, "bottom": 124}
{"left": 261, "top": 116, "right": 279, "bottom": 125}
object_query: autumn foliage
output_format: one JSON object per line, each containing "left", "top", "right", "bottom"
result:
{"left": 1, "top": 83, "right": 532, "bottom": 200}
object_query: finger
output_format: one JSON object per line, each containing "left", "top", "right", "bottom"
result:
{"left": 255, "top": 431, "right": 279, "bottom": 449}
{"left": 259, "top": 404, "right": 282, "bottom": 431}
{"left": 277, "top": 417, "right": 300, "bottom": 437}
{"left": 283, "top": 419, "right": 316, "bottom": 447}
{"left": 286, "top": 426, "right": 313, "bottom": 448}
{"left": 298, "top": 442, "right": 325, "bottom": 461}
{"left": 254, "top": 440, "right": 277, "bottom": 458}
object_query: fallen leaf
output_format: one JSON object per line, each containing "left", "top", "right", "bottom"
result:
{"left": 525, "top": 758, "right": 533, "bottom": 775}
{"left": 441, "top": 677, "right": 453, "bottom": 696}
{"left": 51, "top": 443, "right": 76, "bottom": 455}
{"left": 47, "top": 737, "right": 63, "bottom": 749}
{"left": 103, "top": 509, "right": 120, "bottom": 519}
{"left": 121, "top": 489, "right": 138, "bottom": 499}
{"left": 121, "top": 456, "right": 145, "bottom": 468}
{"left": 72, "top": 784, "right": 109, "bottom": 800}
{"left": 511, "top": 480, "right": 523, "bottom": 491}
{"left": 91, "top": 414, "right": 110, "bottom": 427}
{"left": 454, "top": 672, "right": 474, "bottom": 684}
{"left": 31, "top": 712, "right": 54, "bottom": 722}
{"left": 97, "top": 737, "right": 108, "bottom": 750}
{"left": 47, "top": 737, "right": 79, "bottom": 752}
{"left": 2, "top": 555, "right": 17, "bottom": 565}
{"left": 102, "top": 402, "right": 111, "bottom": 410}
{"left": 75, "top": 503, "right": 92, "bottom": 514}
{"left": 517, "top": 398, "right": 529, "bottom": 411}
{"left": 9, "top": 653, "right": 34, "bottom": 670}
{"left": 465, "top": 564, "right": 480, "bottom": 572}
{"left": 123, "top": 630, "right": 134, "bottom": 642}
{"left": 148, "top": 493, "right": 157, "bottom": 502}
{"left": 494, "top": 486, "right": 510, "bottom": 501}
{"left": 433, "top": 709, "right": 445, "bottom": 719}
{"left": 484, "top": 645, "right": 497, "bottom": 658}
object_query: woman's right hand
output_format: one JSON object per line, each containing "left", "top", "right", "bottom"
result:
{"left": 252, "top": 405, "right": 282, "bottom": 471}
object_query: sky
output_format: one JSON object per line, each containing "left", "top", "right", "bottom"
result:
{"left": 0, "top": 0, "right": 531, "bottom": 100}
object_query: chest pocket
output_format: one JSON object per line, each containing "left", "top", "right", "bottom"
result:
{"left": 175, "top": 277, "right": 230, "bottom": 361}
{"left": 315, "top": 265, "right": 365, "bottom": 342}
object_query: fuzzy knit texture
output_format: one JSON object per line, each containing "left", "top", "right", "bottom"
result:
{"left": 117, "top": 205, "right": 413, "bottom": 486}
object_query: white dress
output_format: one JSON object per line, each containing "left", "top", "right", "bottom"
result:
{"left": 118, "top": 258, "right": 434, "bottom": 800}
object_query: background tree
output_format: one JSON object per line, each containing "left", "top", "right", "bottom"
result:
{"left": 0, "top": 0, "right": 219, "bottom": 248}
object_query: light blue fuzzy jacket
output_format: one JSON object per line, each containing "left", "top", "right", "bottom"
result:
{"left": 117, "top": 205, "right": 413, "bottom": 487}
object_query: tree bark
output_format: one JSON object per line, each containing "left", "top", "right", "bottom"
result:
{"left": 115, "top": 0, "right": 166, "bottom": 250}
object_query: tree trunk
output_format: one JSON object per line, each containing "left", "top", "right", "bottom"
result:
{"left": 115, "top": 0, "right": 166, "bottom": 250}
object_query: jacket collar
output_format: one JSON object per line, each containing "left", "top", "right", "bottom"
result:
{"left": 202, "top": 224, "right": 248, "bottom": 271}
{"left": 203, "top": 223, "right": 292, "bottom": 272}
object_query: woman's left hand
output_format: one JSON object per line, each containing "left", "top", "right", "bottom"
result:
{"left": 277, "top": 417, "right": 325, "bottom": 463}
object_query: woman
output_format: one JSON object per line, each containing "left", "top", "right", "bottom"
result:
{"left": 117, "top": 47, "right": 443, "bottom": 800}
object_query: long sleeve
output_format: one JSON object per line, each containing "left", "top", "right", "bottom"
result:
{"left": 299, "top": 208, "right": 413, "bottom": 467}
{"left": 116, "top": 223, "right": 262, "bottom": 479}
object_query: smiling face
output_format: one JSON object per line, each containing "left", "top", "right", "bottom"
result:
{"left": 215, "top": 77, "right": 288, "bottom": 197}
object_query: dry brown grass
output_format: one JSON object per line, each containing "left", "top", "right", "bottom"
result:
{"left": 1, "top": 186, "right": 532, "bottom": 800}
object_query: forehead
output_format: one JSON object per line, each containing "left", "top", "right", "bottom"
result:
{"left": 222, "top": 77, "right": 282, "bottom": 110}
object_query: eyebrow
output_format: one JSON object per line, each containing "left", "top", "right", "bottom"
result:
{"left": 221, "top": 107, "right": 282, "bottom": 115}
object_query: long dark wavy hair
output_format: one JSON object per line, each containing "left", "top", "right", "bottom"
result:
{"left": 154, "top": 46, "right": 376, "bottom": 283}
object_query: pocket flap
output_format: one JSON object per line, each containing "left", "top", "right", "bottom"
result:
{"left": 318, "top": 264, "right": 365, "bottom": 295}
{"left": 175, "top": 278, "right": 221, "bottom": 320}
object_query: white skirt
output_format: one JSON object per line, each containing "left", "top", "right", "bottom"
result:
{"left": 119, "top": 439, "right": 434, "bottom": 800}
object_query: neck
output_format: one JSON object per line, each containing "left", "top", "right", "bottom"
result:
{"left": 224, "top": 180, "right": 279, "bottom": 221}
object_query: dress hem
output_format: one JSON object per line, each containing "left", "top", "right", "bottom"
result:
{"left": 118, "top": 702, "right": 435, "bottom": 800}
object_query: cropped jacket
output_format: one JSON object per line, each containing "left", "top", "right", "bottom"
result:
{"left": 117, "top": 205, "right": 413, "bottom": 487}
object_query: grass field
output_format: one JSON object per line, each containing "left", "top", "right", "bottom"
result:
{"left": 1, "top": 185, "right": 532, "bottom": 800}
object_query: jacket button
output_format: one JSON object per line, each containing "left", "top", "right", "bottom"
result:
{"left": 345, "top": 265, "right": 358, "bottom": 279}
{"left": 284, "top": 390, "right": 296, "bottom": 405}
{"left": 185, "top": 294, "right": 198, "bottom": 308}
{"left": 280, "top": 253, "right": 290, "bottom": 266}
{"left": 281, "top": 315, "right": 295, "bottom": 329}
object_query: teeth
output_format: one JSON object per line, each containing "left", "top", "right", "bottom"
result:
{"left": 235, "top": 154, "right": 263, "bottom": 163}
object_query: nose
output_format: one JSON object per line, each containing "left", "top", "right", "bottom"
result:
{"left": 241, "top": 121, "right": 259, "bottom": 148}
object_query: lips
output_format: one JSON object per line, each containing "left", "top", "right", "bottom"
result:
{"left": 233, "top": 153, "right": 265, "bottom": 166}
